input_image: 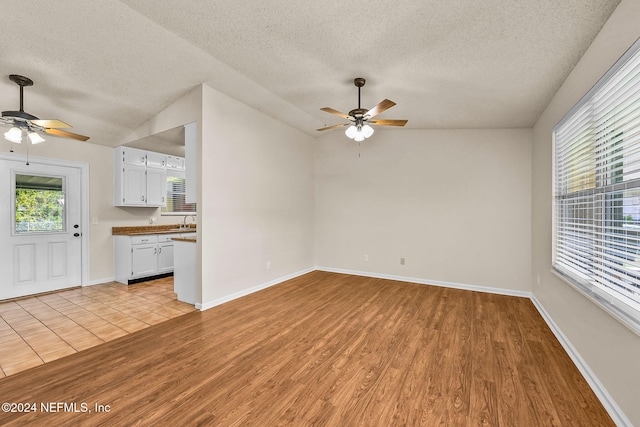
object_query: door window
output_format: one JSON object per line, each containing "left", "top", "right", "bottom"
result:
{"left": 13, "top": 173, "right": 65, "bottom": 234}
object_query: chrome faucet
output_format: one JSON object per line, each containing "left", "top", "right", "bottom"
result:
{"left": 182, "top": 215, "right": 196, "bottom": 229}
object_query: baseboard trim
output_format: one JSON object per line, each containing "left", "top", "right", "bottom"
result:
{"left": 530, "top": 297, "right": 632, "bottom": 427}
{"left": 315, "top": 266, "right": 532, "bottom": 298}
{"left": 85, "top": 277, "right": 115, "bottom": 286}
{"left": 196, "top": 267, "right": 316, "bottom": 311}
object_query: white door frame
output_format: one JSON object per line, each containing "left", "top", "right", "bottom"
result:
{"left": 0, "top": 153, "right": 90, "bottom": 286}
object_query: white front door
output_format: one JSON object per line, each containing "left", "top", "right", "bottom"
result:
{"left": 0, "top": 158, "right": 83, "bottom": 300}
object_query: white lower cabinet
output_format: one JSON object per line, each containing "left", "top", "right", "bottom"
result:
{"left": 158, "top": 239, "right": 175, "bottom": 274}
{"left": 114, "top": 234, "right": 180, "bottom": 284}
{"left": 131, "top": 243, "right": 158, "bottom": 277}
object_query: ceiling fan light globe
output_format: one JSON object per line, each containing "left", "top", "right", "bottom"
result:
{"left": 362, "top": 124, "right": 374, "bottom": 138}
{"left": 4, "top": 127, "right": 22, "bottom": 143}
{"left": 345, "top": 125, "right": 357, "bottom": 139}
{"left": 354, "top": 133, "right": 365, "bottom": 142}
{"left": 28, "top": 131, "right": 45, "bottom": 144}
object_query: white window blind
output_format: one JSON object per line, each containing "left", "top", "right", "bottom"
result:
{"left": 554, "top": 39, "right": 640, "bottom": 327}
{"left": 161, "top": 171, "right": 196, "bottom": 215}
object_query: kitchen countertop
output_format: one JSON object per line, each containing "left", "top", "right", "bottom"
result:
{"left": 112, "top": 224, "right": 196, "bottom": 236}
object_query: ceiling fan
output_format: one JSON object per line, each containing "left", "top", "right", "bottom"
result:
{"left": 317, "top": 77, "right": 407, "bottom": 141}
{"left": 1, "top": 74, "right": 90, "bottom": 144}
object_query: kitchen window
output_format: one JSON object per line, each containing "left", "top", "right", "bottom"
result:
{"left": 553, "top": 38, "right": 640, "bottom": 332}
{"left": 161, "top": 170, "right": 196, "bottom": 215}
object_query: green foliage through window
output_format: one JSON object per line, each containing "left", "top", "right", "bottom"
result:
{"left": 15, "top": 174, "right": 64, "bottom": 233}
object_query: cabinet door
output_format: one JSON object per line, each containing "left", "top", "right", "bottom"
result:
{"left": 146, "top": 151, "right": 167, "bottom": 169}
{"left": 157, "top": 242, "right": 174, "bottom": 273}
{"left": 131, "top": 244, "right": 158, "bottom": 277}
{"left": 146, "top": 168, "right": 167, "bottom": 207}
{"left": 122, "top": 147, "right": 147, "bottom": 166}
{"left": 176, "top": 157, "right": 185, "bottom": 171}
{"left": 122, "top": 165, "right": 147, "bottom": 205}
{"left": 166, "top": 155, "right": 179, "bottom": 169}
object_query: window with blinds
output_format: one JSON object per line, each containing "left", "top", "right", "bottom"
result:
{"left": 161, "top": 171, "right": 196, "bottom": 215}
{"left": 554, "top": 39, "right": 640, "bottom": 328}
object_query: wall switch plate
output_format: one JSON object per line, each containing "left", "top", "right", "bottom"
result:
{"left": 92, "top": 217, "right": 99, "bottom": 225}
{"left": 400, "top": 257, "right": 406, "bottom": 265}
{"left": 266, "top": 261, "right": 271, "bottom": 270}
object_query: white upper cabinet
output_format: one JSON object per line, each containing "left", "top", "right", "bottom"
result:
{"left": 121, "top": 164, "right": 147, "bottom": 205}
{"left": 166, "top": 155, "right": 185, "bottom": 170}
{"left": 114, "top": 146, "right": 173, "bottom": 207}
{"left": 145, "top": 167, "right": 167, "bottom": 206}
{"left": 146, "top": 151, "right": 167, "bottom": 169}
{"left": 122, "top": 147, "right": 147, "bottom": 167}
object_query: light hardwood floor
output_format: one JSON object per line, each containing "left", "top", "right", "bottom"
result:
{"left": 0, "top": 277, "right": 195, "bottom": 378}
{"left": 0, "top": 271, "right": 614, "bottom": 426}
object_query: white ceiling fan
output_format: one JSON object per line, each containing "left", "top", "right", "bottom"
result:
{"left": 317, "top": 78, "right": 407, "bottom": 141}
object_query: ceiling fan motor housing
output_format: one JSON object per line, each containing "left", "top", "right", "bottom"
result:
{"left": 2, "top": 111, "right": 39, "bottom": 121}
{"left": 348, "top": 108, "right": 368, "bottom": 118}
{"left": 9, "top": 75, "right": 34, "bottom": 87}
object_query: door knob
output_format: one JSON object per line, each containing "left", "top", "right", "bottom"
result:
{"left": 73, "top": 233, "right": 80, "bottom": 237}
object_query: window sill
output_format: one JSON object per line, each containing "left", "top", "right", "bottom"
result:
{"left": 160, "top": 212, "right": 197, "bottom": 217}
{"left": 551, "top": 268, "right": 640, "bottom": 337}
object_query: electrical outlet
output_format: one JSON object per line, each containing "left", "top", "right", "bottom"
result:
{"left": 400, "top": 257, "right": 405, "bottom": 265}
{"left": 537, "top": 274, "right": 541, "bottom": 286}
{"left": 266, "top": 261, "right": 271, "bottom": 270}
{"left": 364, "top": 254, "right": 369, "bottom": 262}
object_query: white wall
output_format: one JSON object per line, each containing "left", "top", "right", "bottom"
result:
{"left": 199, "top": 84, "right": 315, "bottom": 306}
{"left": 122, "top": 86, "right": 202, "bottom": 146}
{"left": 532, "top": 1, "right": 640, "bottom": 425}
{"left": 315, "top": 128, "right": 532, "bottom": 292}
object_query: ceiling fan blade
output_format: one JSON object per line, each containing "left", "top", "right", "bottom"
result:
{"left": 369, "top": 119, "right": 408, "bottom": 127}
{"left": 44, "top": 128, "right": 90, "bottom": 141}
{"left": 317, "top": 123, "right": 349, "bottom": 131}
{"left": 365, "top": 99, "right": 396, "bottom": 119}
{"left": 31, "top": 119, "right": 71, "bottom": 129}
{"left": 320, "top": 107, "right": 351, "bottom": 119}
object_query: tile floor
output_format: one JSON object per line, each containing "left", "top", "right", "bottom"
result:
{"left": 0, "top": 277, "right": 195, "bottom": 378}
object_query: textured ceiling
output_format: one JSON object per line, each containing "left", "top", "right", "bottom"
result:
{"left": 0, "top": 0, "right": 621, "bottom": 148}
